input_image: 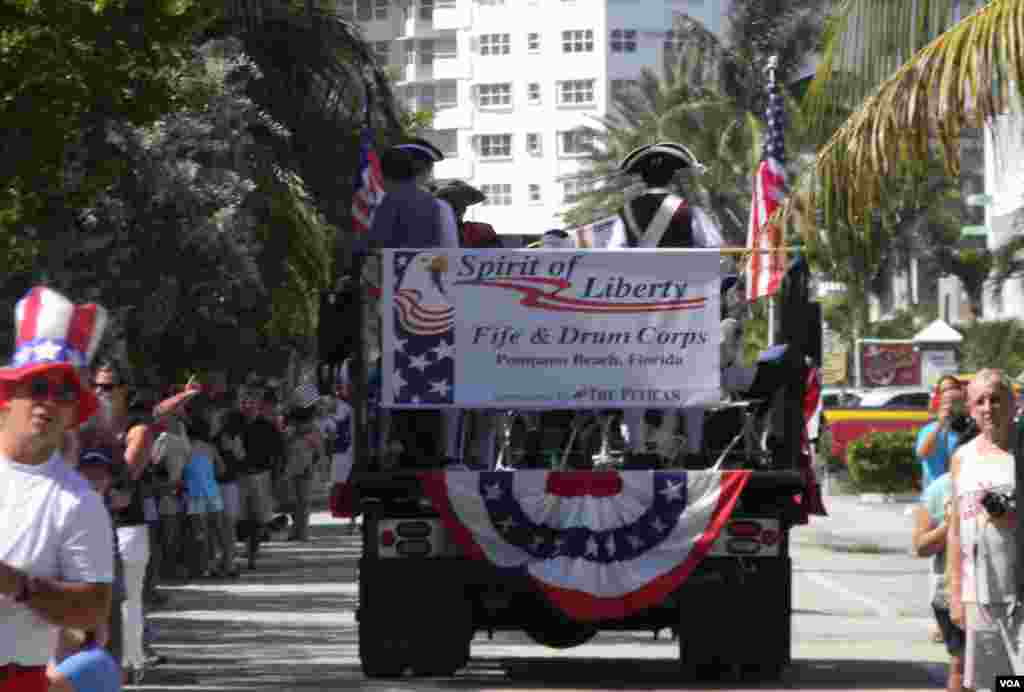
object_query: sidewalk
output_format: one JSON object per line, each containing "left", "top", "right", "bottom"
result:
{"left": 792, "top": 492, "right": 918, "bottom": 554}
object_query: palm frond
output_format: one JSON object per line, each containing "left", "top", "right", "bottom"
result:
{"left": 786, "top": 0, "right": 1024, "bottom": 235}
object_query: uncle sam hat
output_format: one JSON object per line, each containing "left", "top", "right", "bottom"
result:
{"left": 0, "top": 286, "right": 108, "bottom": 425}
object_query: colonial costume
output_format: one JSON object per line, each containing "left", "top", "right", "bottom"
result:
{"left": 610, "top": 142, "right": 722, "bottom": 465}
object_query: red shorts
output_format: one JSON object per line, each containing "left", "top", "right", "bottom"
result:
{"left": 0, "top": 665, "right": 47, "bottom": 692}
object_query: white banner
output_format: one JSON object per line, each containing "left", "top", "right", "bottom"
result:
{"left": 380, "top": 249, "right": 721, "bottom": 409}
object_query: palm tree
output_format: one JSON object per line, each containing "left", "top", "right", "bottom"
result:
{"left": 785, "top": 0, "right": 1024, "bottom": 318}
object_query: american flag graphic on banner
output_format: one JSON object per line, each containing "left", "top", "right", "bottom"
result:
{"left": 745, "top": 69, "right": 787, "bottom": 301}
{"left": 391, "top": 251, "right": 455, "bottom": 405}
{"left": 351, "top": 116, "right": 385, "bottom": 234}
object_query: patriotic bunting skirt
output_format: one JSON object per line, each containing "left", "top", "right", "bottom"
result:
{"left": 420, "top": 470, "right": 750, "bottom": 621}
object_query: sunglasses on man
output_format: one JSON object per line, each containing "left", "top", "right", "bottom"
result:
{"left": 18, "top": 375, "right": 79, "bottom": 404}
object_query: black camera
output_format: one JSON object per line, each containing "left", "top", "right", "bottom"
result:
{"left": 947, "top": 414, "right": 979, "bottom": 443}
{"left": 980, "top": 490, "right": 1017, "bottom": 518}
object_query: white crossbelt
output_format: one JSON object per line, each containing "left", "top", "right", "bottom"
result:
{"left": 623, "top": 194, "right": 685, "bottom": 248}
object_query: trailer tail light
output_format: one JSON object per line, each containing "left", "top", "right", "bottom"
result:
{"left": 396, "top": 521, "right": 431, "bottom": 538}
{"left": 376, "top": 519, "right": 456, "bottom": 558}
{"left": 396, "top": 539, "right": 431, "bottom": 556}
{"left": 726, "top": 538, "right": 761, "bottom": 555}
{"left": 707, "top": 517, "right": 782, "bottom": 558}
{"left": 727, "top": 521, "right": 762, "bottom": 538}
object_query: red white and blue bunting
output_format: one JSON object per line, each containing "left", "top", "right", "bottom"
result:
{"left": 421, "top": 470, "right": 750, "bottom": 621}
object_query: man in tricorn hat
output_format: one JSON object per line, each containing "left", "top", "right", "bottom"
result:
{"left": 366, "top": 137, "right": 460, "bottom": 467}
{"left": 610, "top": 142, "right": 723, "bottom": 467}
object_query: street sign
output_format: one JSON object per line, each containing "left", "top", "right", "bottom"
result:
{"left": 966, "top": 193, "right": 994, "bottom": 207}
{"left": 961, "top": 225, "right": 990, "bottom": 237}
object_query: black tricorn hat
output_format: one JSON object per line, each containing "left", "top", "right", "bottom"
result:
{"left": 433, "top": 180, "right": 486, "bottom": 208}
{"left": 619, "top": 142, "right": 703, "bottom": 176}
{"left": 395, "top": 137, "right": 444, "bottom": 163}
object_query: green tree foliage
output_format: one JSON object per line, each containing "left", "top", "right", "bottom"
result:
{"left": 0, "top": 0, "right": 216, "bottom": 233}
{"left": 959, "top": 320, "right": 1024, "bottom": 377}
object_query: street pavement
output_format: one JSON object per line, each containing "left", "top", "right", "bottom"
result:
{"left": 133, "top": 492, "right": 950, "bottom": 692}
{"left": 792, "top": 493, "right": 918, "bottom": 555}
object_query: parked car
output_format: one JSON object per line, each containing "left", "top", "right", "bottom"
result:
{"left": 822, "top": 387, "right": 863, "bottom": 409}
{"left": 857, "top": 387, "right": 931, "bottom": 409}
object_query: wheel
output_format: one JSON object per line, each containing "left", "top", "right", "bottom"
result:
{"left": 358, "top": 613, "right": 407, "bottom": 678}
{"left": 523, "top": 620, "right": 598, "bottom": 649}
{"left": 410, "top": 588, "right": 472, "bottom": 677}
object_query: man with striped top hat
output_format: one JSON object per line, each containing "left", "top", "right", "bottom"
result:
{"left": 0, "top": 287, "right": 115, "bottom": 692}
{"left": 608, "top": 142, "right": 723, "bottom": 468}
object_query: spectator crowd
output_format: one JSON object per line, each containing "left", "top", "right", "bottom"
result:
{"left": 1, "top": 286, "right": 338, "bottom": 692}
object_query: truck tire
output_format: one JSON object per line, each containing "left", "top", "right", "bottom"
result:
{"left": 523, "top": 621, "right": 598, "bottom": 649}
{"left": 410, "top": 588, "right": 472, "bottom": 677}
{"left": 359, "top": 614, "right": 407, "bottom": 678}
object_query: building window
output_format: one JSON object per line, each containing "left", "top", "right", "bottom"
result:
{"left": 479, "top": 33, "right": 511, "bottom": 55}
{"left": 526, "top": 132, "right": 542, "bottom": 155}
{"left": 375, "top": 0, "right": 388, "bottom": 20}
{"left": 406, "top": 44, "right": 415, "bottom": 64}
{"left": 563, "top": 178, "right": 592, "bottom": 203}
{"left": 356, "top": 0, "right": 373, "bottom": 21}
{"left": 664, "top": 29, "right": 684, "bottom": 57}
{"left": 610, "top": 79, "right": 637, "bottom": 101}
{"left": 528, "top": 184, "right": 542, "bottom": 203}
{"left": 418, "top": 0, "right": 433, "bottom": 21}
{"left": 527, "top": 32, "right": 541, "bottom": 52}
{"left": 338, "top": 0, "right": 354, "bottom": 20}
{"left": 373, "top": 41, "right": 391, "bottom": 66}
{"left": 478, "top": 134, "right": 512, "bottom": 158}
{"left": 477, "top": 0, "right": 505, "bottom": 5}
{"left": 559, "top": 129, "right": 593, "bottom": 156}
{"left": 480, "top": 184, "right": 512, "bottom": 206}
{"left": 419, "top": 39, "right": 435, "bottom": 65}
{"left": 436, "top": 38, "right": 457, "bottom": 59}
{"left": 562, "top": 29, "right": 594, "bottom": 53}
{"left": 437, "top": 81, "right": 457, "bottom": 108}
{"left": 610, "top": 29, "right": 637, "bottom": 53}
{"left": 477, "top": 83, "right": 512, "bottom": 107}
{"left": 527, "top": 82, "right": 541, "bottom": 104}
{"left": 419, "top": 83, "right": 436, "bottom": 110}
{"left": 434, "top": 129, "right": 458, "bottom": 158}
{"left": 557, "top": 79, "right": 595, "bottom": 105}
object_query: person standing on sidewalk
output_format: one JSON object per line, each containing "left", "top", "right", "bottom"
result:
{"left": 949, "top": 369, "right": 1019, "bottom": 691}
{"left": 281, "top": 385, "right": 324, "bottom": 542}
{"left": 237, "top": 389, "right": 282, "bottom": 569}
{"left": 917, "top": 376, "right": 967, "bottom": 489}
{"left": 913, "top": 472, "right": 964, "bottom": 692}
{"left": 0, "top": 286, "right": 115, "bottom": 692}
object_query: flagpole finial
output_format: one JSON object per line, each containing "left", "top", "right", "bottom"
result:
{"left": 764, "top": 55, "right": 779, "bottom": 85}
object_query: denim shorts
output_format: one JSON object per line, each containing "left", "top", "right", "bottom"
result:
{"left": 186, "top": 494, "right": 224, "bottom": 515}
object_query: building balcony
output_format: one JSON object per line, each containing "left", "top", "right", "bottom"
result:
{"left": 433, "top": 1, "right": 469, "bottom": 30}
{"left": 432, "top": 104, "right": 472, "bottom": 130}
{"left": 433, "top": 157, "right": 474, "bottom": 181}
{"left": 433, "top": 53, "right": 470, "bottom": 81}
{"left": 395, "top": 62, "right": 434, "bottom": 84}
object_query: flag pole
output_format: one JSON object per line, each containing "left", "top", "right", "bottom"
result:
{"left": 765, "top": 55, "right": 779, "bottom": 346}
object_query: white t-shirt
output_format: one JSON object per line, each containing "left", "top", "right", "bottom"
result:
{"left": 0, "top": 452, "right": 114, "bottom": 665}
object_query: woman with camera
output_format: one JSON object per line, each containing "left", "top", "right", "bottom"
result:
{"left": 917, "top": 376, "right": 969, "bottom": 489}
{"left": 949, "top": 369, "right": 1020, "bottom": 691}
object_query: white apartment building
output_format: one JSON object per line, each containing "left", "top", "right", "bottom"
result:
{"left": 339, "top": 0, "right": 729, "bottom": 236}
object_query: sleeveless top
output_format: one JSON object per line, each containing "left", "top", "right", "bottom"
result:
{"left": 956, "top": 436, "right": 1017, "bottom": 604}
{"left": 618, "top": 192, "right": 693, "bottom": 248}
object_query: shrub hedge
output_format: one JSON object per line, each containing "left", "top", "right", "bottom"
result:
{"left": 845, "top": 430, "right": 920, "bottom": 493}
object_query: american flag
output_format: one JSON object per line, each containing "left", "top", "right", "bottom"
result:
{"left": 745, "top": 69, "right": 787, "bottom": 301}
{"left": 351, "top": 117, "right": 385, "bottom": 234}
{"left": 391, "top": 252, "right": 455, "bottom": 405}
